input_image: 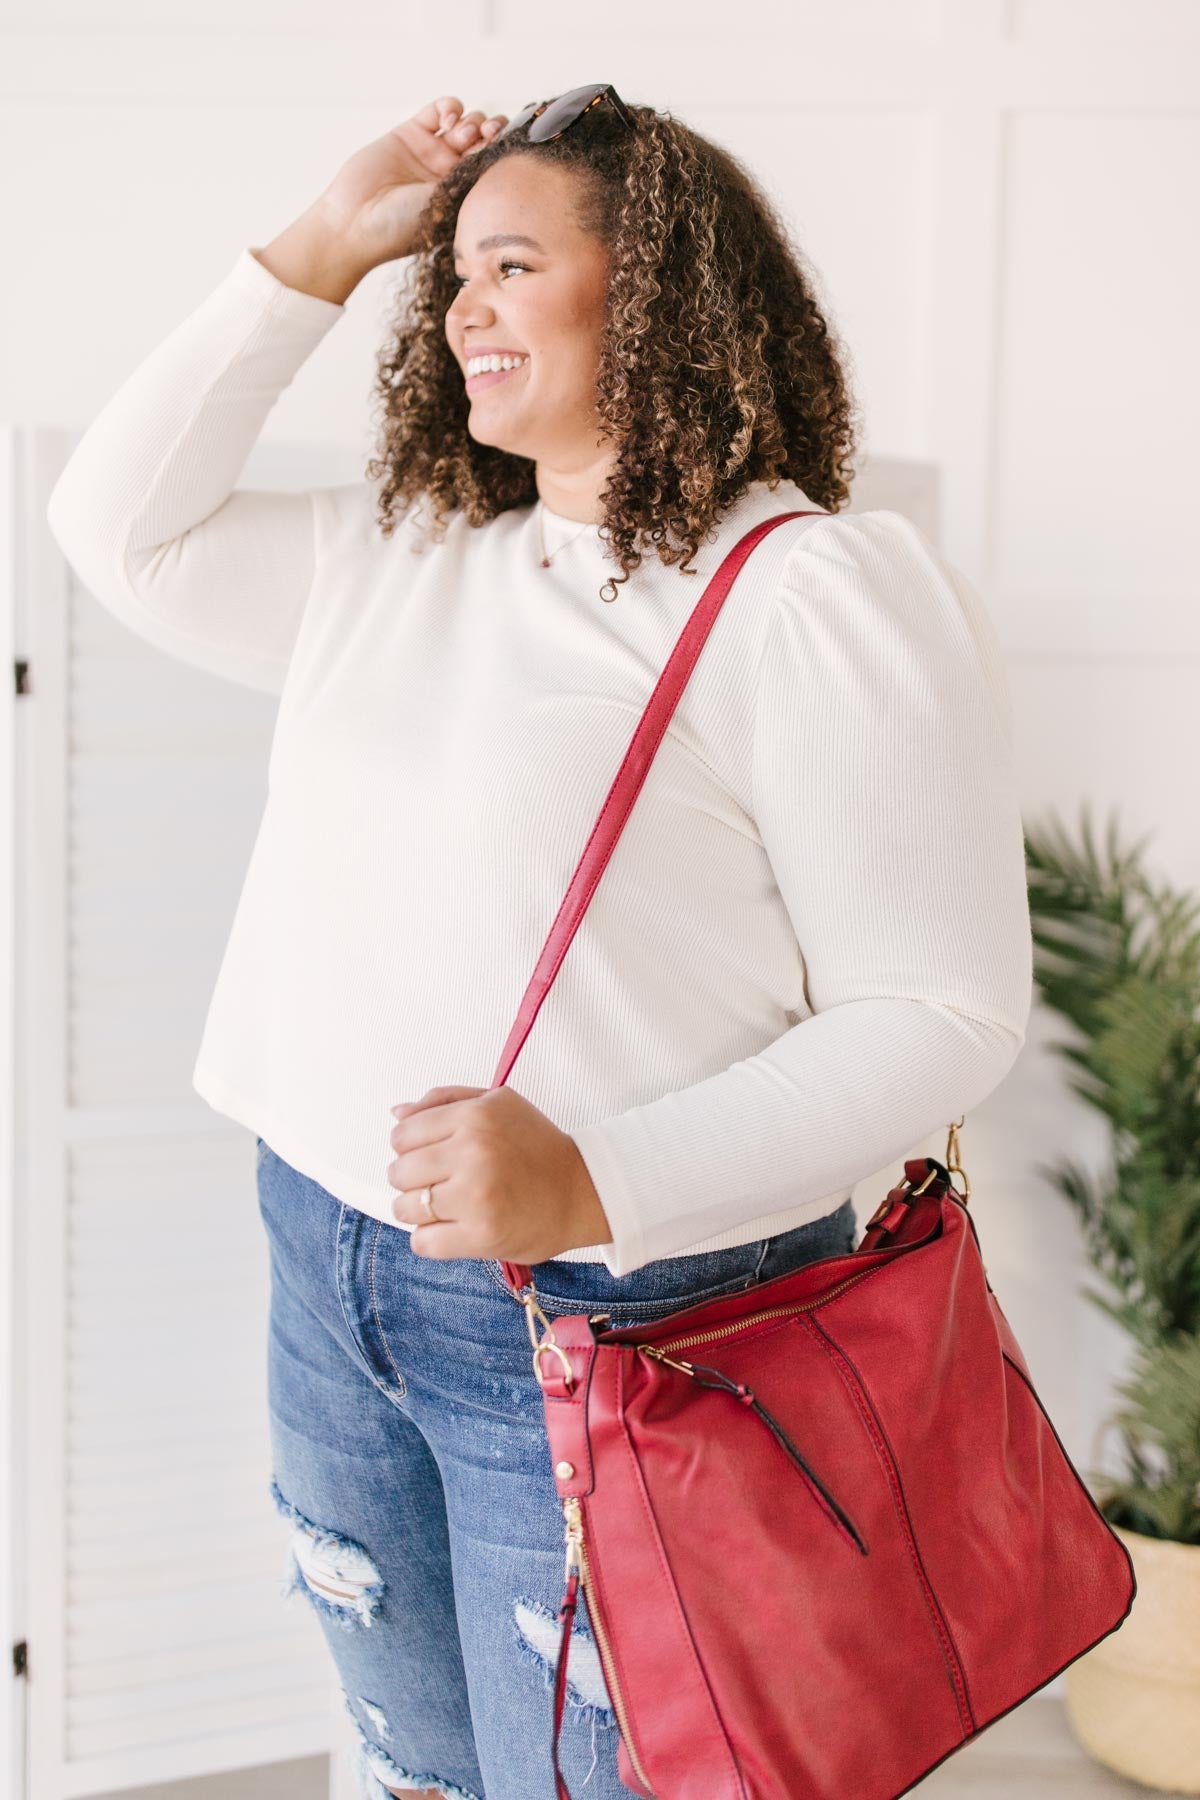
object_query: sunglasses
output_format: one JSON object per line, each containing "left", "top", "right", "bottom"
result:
{"left": 495, "top": 82, "right": 635, "bottom": 145}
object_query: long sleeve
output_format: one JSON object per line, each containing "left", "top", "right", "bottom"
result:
{"left": 45, "top": 247, "right": 347, "bottom": 695}
{"left": 569, "top": 509, "right": 1034, "bottom": 1276}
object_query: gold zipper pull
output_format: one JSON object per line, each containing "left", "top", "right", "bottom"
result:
{"left": 562, "top": 1495, "right": 583, "bottom": 1579}
{"left": 640, "top": 1343, "right": 695, "bottom": 1375}
{"left": 559, "top": 1494, "right": 657, "bottom": 1793}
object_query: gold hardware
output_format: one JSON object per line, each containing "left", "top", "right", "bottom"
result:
{"left": 945, "top": 1115, "right": 971, "bottom": 1202}
{"left": 641, "top": 1344, "right": 696, "bottom": 1375}
{"left": 647, "top": 1265, "right": 877, "bottom": 1357}
{"left": 521, "top": 1284, "right": 574, "bottom": 1389}
{"left": 562, "top": 1496, "right": 655, "bottom": 1793}
{"left": 639, "top": 1144, "right": 967, "bottom": 1365}
{"left": 563, "top": 1497, "right": 583, "bottom": 1577}
{"left": 555, "top": 1460, "right": 575, "bottom": 1479}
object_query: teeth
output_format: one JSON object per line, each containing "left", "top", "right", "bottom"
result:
{"left": 466, "top": 353, "right": 528, "bottom": 376}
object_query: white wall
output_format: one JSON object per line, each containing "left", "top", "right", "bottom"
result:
{"left": 5, "top": 0, "right": 1197, "bottom": 1755}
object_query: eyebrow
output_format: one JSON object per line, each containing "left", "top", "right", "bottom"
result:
{"left": 452, "top": 233, "right": 546, "bottom": 259}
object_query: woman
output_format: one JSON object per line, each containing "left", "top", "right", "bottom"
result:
{"left": 46, "top": 85, "right": 1032, "bottom": 1800}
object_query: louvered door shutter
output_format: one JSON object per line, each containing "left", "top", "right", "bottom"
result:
{"left": 17, "top": 427, "right": 361, "bottom": 1799}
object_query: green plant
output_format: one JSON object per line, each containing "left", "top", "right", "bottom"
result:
{"left": 1023, "top": 803, "right": 1200, "bottom": 1545}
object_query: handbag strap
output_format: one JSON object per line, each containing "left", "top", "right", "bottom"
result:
{"left": 486, "top": 508, "right": 829, "bottom": 1295}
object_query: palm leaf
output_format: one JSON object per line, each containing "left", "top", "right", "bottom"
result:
{"left": 1025, "top": 805, "right": 1200, "bottom": 1540}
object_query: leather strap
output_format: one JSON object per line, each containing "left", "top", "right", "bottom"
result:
{"left": 484, "top": 508, "right": 829, "bottom": 1293}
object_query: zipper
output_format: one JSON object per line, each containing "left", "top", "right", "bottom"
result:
{"left": 641, "top": 1264, "right": 875, "bottom": 1358}
{"left": 635, "top": 1275, "right": 973, "bottom": 1730}
{"left": 562, "top": 1494, "right": 656, "bottom": 1795}
{"left": 551, "top": 1262, "right": 877, "bottom": 1787}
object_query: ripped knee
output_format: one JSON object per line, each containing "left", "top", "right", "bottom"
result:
{"left": 342, "top": 1691, "right": 483, "bottom": 1800}
{"left": 269, "top": 1477, "right": 385, "bottom": 1630}
{"left": 512, "top": 1594, "right": 616, "bottom": 1726}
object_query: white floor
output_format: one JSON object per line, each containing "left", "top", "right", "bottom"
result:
{"left": 914, "top": 1695, "right": 1165, "bottom": 1794}
{"left": 93, "top": 1697, "right": 1168, "bottom": 1798}
{"left": 92, "top": 1758, "right": 328, "bottom": 1800}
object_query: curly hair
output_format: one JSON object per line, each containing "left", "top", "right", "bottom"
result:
{"left": 364, "top": 98, "right": 863, "bottom": 603}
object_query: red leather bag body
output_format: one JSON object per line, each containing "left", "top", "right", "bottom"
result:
{"left": 531, "top": 1162, "right": 1136, "bottom": 1799}
{"left": 483, "top": 511, "right": 1136, "bottom": 1798}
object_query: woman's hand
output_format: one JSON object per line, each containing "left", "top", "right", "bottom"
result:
{"left": 314, "top": 95, "right": 509, "bottom": 271}
{"left": 387, "top": 1085, "right": 613, "bottom": 1264}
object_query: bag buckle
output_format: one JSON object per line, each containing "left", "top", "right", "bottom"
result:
{"left": 866, "top": 1163, "right": 941, "bottom": 1233}
{"left": 519, "top": 1282, "right": 575, "bottom": 1389}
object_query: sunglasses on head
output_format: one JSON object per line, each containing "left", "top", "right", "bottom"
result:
{"left": 495, "top": 82, "right": 635, "bottom": 145}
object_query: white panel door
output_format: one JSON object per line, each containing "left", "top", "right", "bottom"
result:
{"left": 9, "top": 425, "right": 359, "bottom": 1800}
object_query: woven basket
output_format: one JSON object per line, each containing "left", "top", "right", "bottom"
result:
{"left": 1064, "top": 1525, "right": 1200, "bottom": 1793}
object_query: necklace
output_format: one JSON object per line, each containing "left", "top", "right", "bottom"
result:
{"left": 536, "top": 499, "right": 595, "bottom": 567}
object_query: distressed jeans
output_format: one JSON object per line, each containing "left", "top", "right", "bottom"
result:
{"left": 255, "top": 1134, "right": 859, "bottom": 1800}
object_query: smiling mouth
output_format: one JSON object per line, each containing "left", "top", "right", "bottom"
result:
{"left": 465, "top": 358, "right": 529, "bottom": 391}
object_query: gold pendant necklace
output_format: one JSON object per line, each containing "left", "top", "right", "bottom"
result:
{"left": 537, "top": 500, "right": 595, "bottom": 568}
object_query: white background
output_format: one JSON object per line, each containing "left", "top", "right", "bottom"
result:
{"left": 3, "top": 1, "right": 1198, "bottom": 1795}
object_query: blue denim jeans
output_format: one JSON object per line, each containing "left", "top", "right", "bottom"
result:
{"left": 255, "top": 1135, "right": 858, "bottom": 1800}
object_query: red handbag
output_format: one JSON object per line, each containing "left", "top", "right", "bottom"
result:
{"left": 486, "top": 509, "right": 1137, "bottom": 1799}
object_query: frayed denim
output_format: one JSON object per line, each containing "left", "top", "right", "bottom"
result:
{"left": 256, "top": 1134, "right": 856, "bottom": 1799}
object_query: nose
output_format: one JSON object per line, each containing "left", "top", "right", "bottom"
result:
{"left": 450, "top": 297, "right": 497, "bottom": 353}
{"left": 449, "top": 285, "right": 497, "bottom": 325}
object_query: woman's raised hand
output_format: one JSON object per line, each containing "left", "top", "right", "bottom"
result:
{"left": 315, "top": 96, "right": 509, "bottom": 270}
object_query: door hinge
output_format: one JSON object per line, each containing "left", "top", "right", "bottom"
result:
{"left": 12, "top": 1639, "right": 27, "bottom": 1678}
{"left": 14, "top": 659, "right": 30, "bottom": 696}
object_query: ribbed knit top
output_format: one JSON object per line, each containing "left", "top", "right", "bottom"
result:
{"left": 45, "top": 244, "right": 1033, "bottom": 1274}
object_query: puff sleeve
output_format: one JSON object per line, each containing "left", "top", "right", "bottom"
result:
{"left": 46, "top": 247, "right": 348, "bottom": 696}
{"left": 568, "top": 509, "right": 1033, "bottom": 1275}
